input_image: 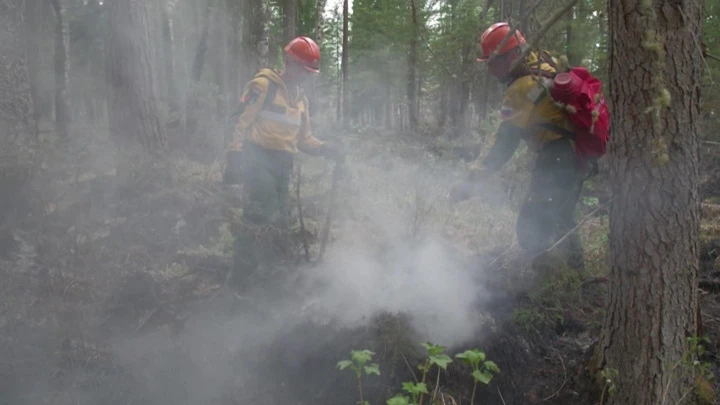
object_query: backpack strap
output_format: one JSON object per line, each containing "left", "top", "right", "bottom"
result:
{"left": 224, "top": 73, "right": 277, "bottom": 145}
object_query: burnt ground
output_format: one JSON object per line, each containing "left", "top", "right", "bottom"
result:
{"left": 0, "top": 129, "right": 718, "bottom": 405}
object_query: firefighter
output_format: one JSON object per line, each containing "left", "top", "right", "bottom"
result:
{"left": 228, "top": 36, "right": 343, "bottom": 289}
{"left": 450, "top": 22, "right": 585, "bottom": 269}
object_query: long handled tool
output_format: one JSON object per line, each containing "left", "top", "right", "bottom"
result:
{"left": 317, "top": 159, "right": 344, "bottom": 261}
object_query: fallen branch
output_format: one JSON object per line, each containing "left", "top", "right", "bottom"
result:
{"left": 296, "top": 164, "right": 310, "bottom": 262}
{"left": 508, "top": 0, "right": 580, "bottom": 74}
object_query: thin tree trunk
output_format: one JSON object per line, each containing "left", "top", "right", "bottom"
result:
{"left": 592, "top": 0, "right": 704, "bottom": 404}
{"left": 161, "top": 0, "right": 179, "bottom": 113}
{"left": 51, "top": 0, "right": 71, "bottom": 138}
{"left": 407, "top": 0, "right": 419, "bottom": 132}
{"left": 0, "top": 0, "right": 39, "bottom": 241}
{"left": 565, "top": 5, "right": 575, "bottom": 65}
{"left": 214, "top": 10, "right": 228, "bottom": 123}
{"left": 107, "top": 0, "right": 167, "bottom": 155}
{"left": 341, "top": 0, "right": 349, "bottom": 128}
{"left": 185, "top": 0, "right": 213, "bottom": 138}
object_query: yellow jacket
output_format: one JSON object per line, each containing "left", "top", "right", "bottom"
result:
{"left": 476, "top": 51, "right": 575, "bottom": 171}
{"left": 231, "top": 69, "right": 324, "bottom": 155}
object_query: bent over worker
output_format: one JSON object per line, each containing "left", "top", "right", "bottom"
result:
{"left": 227, "top": 36, "right": 343, "bottom": 289}
{"left": 450, "top": 22, "right": 585, "bottom": 269}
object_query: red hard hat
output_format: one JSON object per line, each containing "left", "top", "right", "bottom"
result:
{"left": 477, "top": 22, "right": 526, "bottom": 62}
{"left": 284, "top": 36, "right": 321, "bottom": 73}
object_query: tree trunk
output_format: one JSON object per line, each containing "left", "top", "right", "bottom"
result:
{"left": 161, "top": 0, "right": 179, "bottom": 113}
{"left": 315, "top": 0, "right": 328, "bottom": 41}
{"left": 107, "top": 0, "right": 167, "bottom": 155}
{"left": 214, "top": 9, "right": 228, "bottom": 123}
{"left": 592, "top": 0, "right": 704, "bottom": 404}
{"left": 185, "top": 0, "right": 213, "bottom": 138}
{"left": 407, "top": 0, "right": 419, "bottom": 132}
{"left": 565, "top": 5, "right": 575, "bottom": 65}
{"left": 241, "top": 0, "right": 269, "bottom": 85}
{"left": 341, "top": 0, "right": 349, "bottom": 128}
{"left": 51, "top": 0, "right": 71, "bottom": 138}
{"left": 283, "top": 0, "right": 297, "bottom": 43}
{"left": 0, "top": 0, "right": 38, "bottom": 240}
{"left": 24, "top": 0, "right": 42, "bottom": 125}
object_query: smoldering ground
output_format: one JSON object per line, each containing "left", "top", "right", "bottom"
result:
{"left": 5, "top": 135, "right": 517, "bottom": 405}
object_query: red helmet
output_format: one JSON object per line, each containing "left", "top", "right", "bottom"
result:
{"left": 284, "top": 36, "right": 321, "bottom": 73}
{"left": 477, "top": 22, "right": 526, "bottom": 62}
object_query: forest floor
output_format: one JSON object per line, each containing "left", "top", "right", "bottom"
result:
{"left": 0, "top": 125, "right": 719, "bottom": 405}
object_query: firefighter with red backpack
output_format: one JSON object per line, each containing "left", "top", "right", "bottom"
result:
{"left": 224, "top": 36, "right": 343, "bottom": 290}
{"left": 450, "top": 22, "right": 610, "bottom": 270}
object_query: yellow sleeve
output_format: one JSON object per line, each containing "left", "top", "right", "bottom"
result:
{"left": 231, "top": 77, "right": 269, "bottom": 149}
{"left": 297, "top": 97, "right": 325, "bottom": 154}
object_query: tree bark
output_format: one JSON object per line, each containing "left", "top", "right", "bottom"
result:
{"left": 341, "top": 0, "right": 349, "bottom": 127}
{"left": 315, "top": 0, "right": 328, "bottom": 41}
{"left": 0, "top": 0, "right": 38, "bottom": 239}
{"left": 24, "top": 0, "right": 42, "bottom": 125}
{"left": 160, "top": 0, "right": 179, "bottom": 113}
{"left": 241, "top": 0, "right": 269, "bottom": 85}
{"left": 593, "top": 0, "right": 704, "bottom": 404}
{"left": 283, "top": 0, "right": 297, "bottom": 43}
{"left": 185, "top": 0, "right": 213, "bottom": 138}
{"left": 407, "top": 0, "right": 419, "bottom": 131}
{"left": 51, "top": 0, "right": 71, "bottom": 138}
{"left": 107, "top": 0, "right": 167, "bottom": 155}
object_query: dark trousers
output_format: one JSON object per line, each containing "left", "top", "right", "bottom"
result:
{"left": 232, "top": 142, "right": 293, "bottom": 286}
{"left": 516, "top": 138, "right": 585, "bottom": 268}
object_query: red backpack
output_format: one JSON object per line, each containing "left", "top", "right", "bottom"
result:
{"left": 531, "top": 53, "right": 611, "bottom": 169}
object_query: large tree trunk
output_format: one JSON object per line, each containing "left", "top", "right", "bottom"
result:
{"left": 51, "top": 0, "right": 71, "bottom": 138}
{"left": 184, "top": 0, "right": 212, "bottom": 139}
{"left": 24, "top": 0, "right": 42, "bottom": 125}
{"left": 592, "top": 0, "right": 704, "bottom": 403}
{"left": 407, "top": 0, "right": 419, "bottom": 132}
{"left": 107, "top": 0, "right": 167, "bottom": 156}
{"left": 0, "top": 0, "right": 38, "bottom": 243}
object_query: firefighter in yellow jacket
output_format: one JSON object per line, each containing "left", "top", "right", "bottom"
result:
{"left": 451, "top": 23, "right": 585, "bottom": 269}
{"left": 227, "top": 36, "right": 342, "bottom": 288}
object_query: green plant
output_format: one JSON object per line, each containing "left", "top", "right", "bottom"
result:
{"left": 599, "top": 367, "right": 618, "bottom": 404}
{"left": 582, "top": 196, "right": 600, "bottom": 208}
{"left": 687, "top": 336, "right": 714, "bottom": 382}
{"left": 338, "top": 349, "right": 381, "bottom": 405}
{"left": 455, "top": 349, "right": 500, "bottom": 405}
{"left": 415, "top": 342, "right": 453, "bottom": 405}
